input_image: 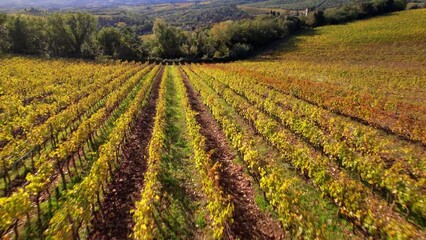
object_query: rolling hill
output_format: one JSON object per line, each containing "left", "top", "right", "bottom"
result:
{"left": 0, "top": 0, "right": 194, "bottom": 9}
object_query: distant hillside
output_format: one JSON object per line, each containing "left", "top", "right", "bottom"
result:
{"left": 247, "top": 0, "right": 356, "bottom": 10}
{"left": 3, "top": 0, "right": 424, "bottom": 11}
{"left": 0, "top": 0, "right": 262, "bottom": 10}
{"left": 0, "top": 0, "right": 194, "bottom": 9}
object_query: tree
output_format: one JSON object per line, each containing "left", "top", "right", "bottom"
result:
{"left": 0, "top": 14, "right": 9, "bottom": 52}
{"left": 209, "top": 21, "right": 233, "bottom": 58}
{"left": 183, "top": 29, "right": 215, "bottom": 59}
{"left": 46, "top": 13, "right": 97, "bottom": 57}
{"left": 305, "top": 10, "right": 325, "bottom": 27}
{"left": 0, "top": 14, "right": 5, "bottom": 25}
{"left": 97, "top": 27, "right": 121, "bottom": 56}
{"left": 97, "top": 26, "right": 143, "bottom": 60}
{"left": 8, "top": 16, "right": 28, "bottom": 53}
{"left": 151, "top": 19, "right": 185, "bottom": 59}
{"left": 6, "top": 15, "right": 46, "bottom": 54}
{"left": 393, "top": 0, "right": 407, "bottom": 10}
{"left": 116, "top": 27, "right": 144, "bottom": 59}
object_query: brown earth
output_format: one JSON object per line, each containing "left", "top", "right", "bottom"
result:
{"left": 88, "top": 67, "right": 164, "bottom": 240}
{"left": 180, "top": 68, "right": 285, "bottom": 240}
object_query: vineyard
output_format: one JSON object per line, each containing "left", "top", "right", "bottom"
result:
{"left": 1, "top": 9, "right": 425, "bottom": 240}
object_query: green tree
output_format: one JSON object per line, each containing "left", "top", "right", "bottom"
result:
{"left": 151, "top": 19, "right": 185, "bottom": 58}
{"left": 0, "top": 14, "right": 9, "bottom": 52}
{"left": 46, "top": 13, "right": 97, "bottom": 57}
{"left": 0, "top": 14, "right": 5, "bottom": 25}
{"left": 183, "top": 29, "right": 215, "bottom": 59}
{"left": 97, "top": 27, "right": 121, "bottom": 56}
{"left": 8, "top": 16, "right": 30, "bottom": 54}
{"left": 6, "top": 15, "right": 46, "bottom": 54}
{"left": 116, "top": 27, "right": 143, "bottom": 59}
{"left": 305, "top": 10, "right": 325, "bottom": 27}
{"left": 97, "top": 26, "right": 143, "bottom": 60}
{"left": 209, "top": 21, "right": 233, "bottom": 58}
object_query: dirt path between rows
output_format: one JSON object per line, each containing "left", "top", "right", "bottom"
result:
{"left": 180, "top": 68, "right": 284, "bottom": 240}
{"left": 88, "top": 67, "right": 164, "bottom": 240}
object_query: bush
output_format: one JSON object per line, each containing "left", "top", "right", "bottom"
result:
{"left": 305, "top": 10, "right": 325, "bottom": 27}
{"left": 319, "top": 0, "right": 408, "bottom": 26}
{"left": 324, "top": 5, "right": 359, "bottom": 24}
{"left": 230, "top": 43, "right": 251, "bottom": 59}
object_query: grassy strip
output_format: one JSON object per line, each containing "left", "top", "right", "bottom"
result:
{"left": 151, "top": 65, "right": 208, "bottom": 239}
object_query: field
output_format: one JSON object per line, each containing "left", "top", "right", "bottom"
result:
{"left": 237, "top": 5, "right": 304, "bottom": 16}
{"left": 1, "top": 9, "right": 426, "bottom": 240}
{"left": 243, "top": 0, "right": 355, "bottom": 10}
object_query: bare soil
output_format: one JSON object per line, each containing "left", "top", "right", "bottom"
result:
{"left": 181, "top": 68, "right": 285, "bottom": 240}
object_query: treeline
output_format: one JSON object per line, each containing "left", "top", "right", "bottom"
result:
{"left": 97, "top": 14, "right": 152, "bottom": 35}
{"left": 304, "top": 0, "right": 407, "bottom": 27}
{"left": 143, "top": 16, "right": 301, "bottom": 60}
{"left": 0, "top": 13, "right": 143, "bottom": 59}
{"left": 0, "top": 12, "right": 301, "bottom": 60}
{"left": 0, "top": 0, "right": 408, "bottom": 61}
